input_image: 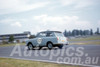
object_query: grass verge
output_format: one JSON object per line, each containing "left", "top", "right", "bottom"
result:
{"left": 69, "top": 35, "right": 100, "bottom": 45}
{"left": 69, "top": 35, "right": 100, "bottom": 42}
{"left": 70, "top": 41, "right": 100, "bottom": 45}
{"left": 0, "top": 43, "right": 25, "bottom": 47}
{"left": 0, "top": 58, "right": 80, "bottom": 67}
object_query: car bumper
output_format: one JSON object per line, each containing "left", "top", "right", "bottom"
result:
{"left": 54, "top": 41, "right": 69, "bottom": 45}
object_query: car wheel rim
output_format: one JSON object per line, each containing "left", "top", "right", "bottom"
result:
{"left": 48, "top": 43, "right": 52, "bottom": 49}
{"left": 29, "top": 44, "right": 32, "bottom": 49}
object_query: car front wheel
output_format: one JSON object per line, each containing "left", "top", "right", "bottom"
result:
{"left": 28, "top": 43, "right": 34, "bottom": 50}
{"left": 39, "top": 47, "right": 42, "bottom": 50}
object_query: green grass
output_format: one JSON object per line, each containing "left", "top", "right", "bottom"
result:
{"left": 70, "top": 41, "right": 100, "bottom": 45}
{"left": 0, "top": 58, "right": 80, "bottom": 67}
{"left": 69, "top": 35, "right": 100, "bottom": 41}
{"left": 0, "top": 43, "right": 25, "bottom": 47}
{"left": 69, "top": 35, "right": 100, "bottom": 45}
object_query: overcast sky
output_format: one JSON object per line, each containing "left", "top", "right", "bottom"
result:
{"left": 0, "top": 0, "right": 100, "bottom": 34}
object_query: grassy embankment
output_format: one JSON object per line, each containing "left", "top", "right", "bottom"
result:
{"left": 0, "top": 58, "right": 81, "bottom": 67}
{"left": 69, "top": 35, "right": 100, "bottom": 45}
{"left": 0, "top": 43, "right": 25, "bottom": 47}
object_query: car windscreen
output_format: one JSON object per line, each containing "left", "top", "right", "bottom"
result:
{"left": 55, "top": 32, "right": 64, "bottom": 37}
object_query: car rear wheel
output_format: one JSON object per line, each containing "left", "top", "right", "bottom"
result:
{"left": 47, "top": 43, "right": 53, "bottom": 50}
{"left": 28, "top": 43, "right": 34, "bottom": 50}
{"left": 58, "top": 45, "right": 63, "bottom": 49}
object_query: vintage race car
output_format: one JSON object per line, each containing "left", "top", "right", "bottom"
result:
{"left": 26, "top": 31, "right": 69, "bottom": 50}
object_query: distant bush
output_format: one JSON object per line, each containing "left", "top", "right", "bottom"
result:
{"left": 22, "top": 41, "right": 25, "bottom": 43}
{"left": 16, "top": 40, "right": 20, "bottom": 43}
{"left": 2, "top": 40, "right": 8, "bottom": 44}
{"left": 9, "top": 35, "right": 14, "bottom": 43}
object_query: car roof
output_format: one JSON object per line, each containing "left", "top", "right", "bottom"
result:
{"left": 40, "top": 31, "right": 62, "bottom": 33}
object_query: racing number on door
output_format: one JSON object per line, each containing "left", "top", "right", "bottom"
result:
{"left": 37, "top": 38, "right": 42, "bottom": 44}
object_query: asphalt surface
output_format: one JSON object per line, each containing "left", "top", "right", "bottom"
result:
{"left": 0, "top": 44, "right": 100, "bottom": 67}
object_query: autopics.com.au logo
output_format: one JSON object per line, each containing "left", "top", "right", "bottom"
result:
{"left": 10, "top": 44, "right": 99, "bottom": 65}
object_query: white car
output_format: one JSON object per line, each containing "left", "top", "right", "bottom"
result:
{"left": 26, "top": 31, "right": 69, "bottom": 50}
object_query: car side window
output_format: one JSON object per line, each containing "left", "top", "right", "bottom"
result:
{"left": 46, "top": 33, "right": 54, "bottom": 37}
{"left": 50, "top": 33, "right": 54, "bottom": 37}
{"left": 38, "top": 33, "right": 46, "bottom": 37}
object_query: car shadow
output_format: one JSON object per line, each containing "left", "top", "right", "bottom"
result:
{"left": 27, "top": 47, "right": 59, "bottom": 51}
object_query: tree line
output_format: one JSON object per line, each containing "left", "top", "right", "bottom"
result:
{"left": 63, "top": 28, "right": 100, "bottom": 37}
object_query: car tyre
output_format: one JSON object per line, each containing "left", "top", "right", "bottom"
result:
{"left": 58, "top": 45, "right": 63, "bottom": 49}
{"left": 28, "top": 43, "right": 34, "bottom": 50}
{"left": 66, "top": 42, "right": 69, "bottom": 45}
{"left": 39, "top": 47, "right": 42, "bottom": 50}
{"left": 47, "top": 42, "right": 53, "bottom": 50}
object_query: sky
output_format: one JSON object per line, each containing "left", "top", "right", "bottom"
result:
{"left": 0, "top": 0, "right": 100, "bottom": 35}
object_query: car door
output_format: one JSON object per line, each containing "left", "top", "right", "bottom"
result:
{"left": 35, "top": 32, "right": 46, "bottom": 46}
